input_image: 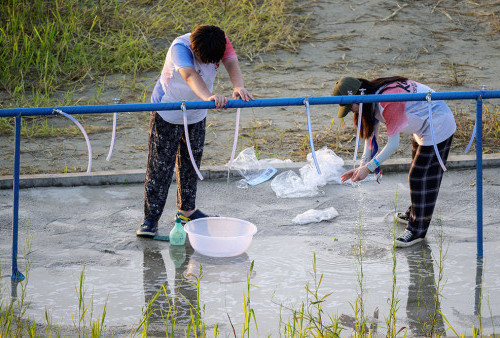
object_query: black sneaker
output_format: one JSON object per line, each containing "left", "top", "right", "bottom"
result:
{"left": 394, "top": 229, "right": 425, "bottom": 248}
{"left": 136, "top": 219, "right": 158, "bottom": 238}
{"left": 394, "top": 212, "right": 410, "bottom": 225}
{"left": 176, "top": 209, "right": 210, "bottom": 225}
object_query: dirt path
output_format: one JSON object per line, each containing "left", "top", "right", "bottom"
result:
{"left": 1, "top": 0, "right": 499, "bottom": 176}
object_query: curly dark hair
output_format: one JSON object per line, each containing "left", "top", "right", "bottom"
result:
{"left": 190, "top": 25, "right": 226, "bottom": 64}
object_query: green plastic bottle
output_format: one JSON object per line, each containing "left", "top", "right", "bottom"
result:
{"left": 169, "top": 217, "right": 186, "bottom": 246}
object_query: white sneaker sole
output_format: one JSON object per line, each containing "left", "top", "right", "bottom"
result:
{"left": 393, "top": 237, "right": 424, "bottom": 248}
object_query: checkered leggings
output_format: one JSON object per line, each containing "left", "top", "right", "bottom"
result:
{"left": 406, "top": 135, "right": 453, "bottom": 236}
{"left": 143, "top": 112, "right": 205, "bottom": 223}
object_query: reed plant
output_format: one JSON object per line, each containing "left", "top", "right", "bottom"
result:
{"left": 71, "top": 266, "right": 109, "bottom": 337}
{"left": 135, "top": 265, "right": 210, "bottom": 337}
{"left": 386, "top": 193, "right": 401, "bottom": 337}
{"left": 352, "top": 208, "right": 369, "bottom": 336}
{"left": 429, "top": 217, "right": 447, "bottom": 337}
{"left": 280, "top": 253, "right": 343, "bottom": 337}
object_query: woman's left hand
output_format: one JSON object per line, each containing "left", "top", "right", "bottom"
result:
{"left": 233, "top": 87, "right": 254, "bottom": 101}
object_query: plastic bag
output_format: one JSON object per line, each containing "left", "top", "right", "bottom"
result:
{"left": 230, "top": 147, "right": 266, "bottom": 181}
{"left": 271, "top": 147, "right": 346, "bottom": 198}
{"left": 270, "top": 170, "right": 323, "bottom": 198}
{"left": 292, "top": 207, "right": 339, "bottom": 225}
{"left": 230, "top": 147, "right": 281, "bottom": 185}
{"left": 302, "top": 147, "right": 345, "bottom": 186}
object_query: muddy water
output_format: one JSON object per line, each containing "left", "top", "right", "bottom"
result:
{"left": 9, "top": 234, "right": 499, "bottom": 337}
{"left": 1, "top": 168, "right": 500, "bottom": 336}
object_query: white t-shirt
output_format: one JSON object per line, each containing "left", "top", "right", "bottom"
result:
{"left": 152, "top": 33, "right": 237, "bottom": 124}
{"left": 374, "top": 80, "right": 456, "bottom": 146}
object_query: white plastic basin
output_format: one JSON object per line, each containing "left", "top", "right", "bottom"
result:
{"left": 184, "top": 217, "right": 257, "bottom": 257}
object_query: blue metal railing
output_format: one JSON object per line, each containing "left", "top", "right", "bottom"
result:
{"left": 2, "top": 89, "right": 500, "bottom": 280}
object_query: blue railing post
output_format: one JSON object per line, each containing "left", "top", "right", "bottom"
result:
{"left": 12, "top": 116, "right": 25, "bottom": 282}
{"left": 476, "top": 97, "right": 483, "bottom": 258}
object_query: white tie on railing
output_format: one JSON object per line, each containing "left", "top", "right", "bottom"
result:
{"left": 106, "top": 98, "right": 120, "bottom": 161}
{"left": 228, "top": 107, "right": 241, "bottom": 169}
{"left": 53, "top": 109, "right": 92, "bottom": 173}
{"left": 304, "top": 97, "right": 321, "bottom": 174}
{"left": 181, "top": 102, "right": 204, "bottom": 180}
{"left": 464, "top": 86, "right": 487, "bottom": 154}
{"left": 426, "top": 92, "right": 447, "bottom": 171}
{"left": 352, "top": 89, "right": 365, "bottom": 168}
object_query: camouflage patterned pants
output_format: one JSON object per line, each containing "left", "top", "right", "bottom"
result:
{"left": 143, "top": 112, "right": 205, "bottom": 223}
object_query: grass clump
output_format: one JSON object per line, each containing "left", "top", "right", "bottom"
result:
{"left": 0, "top": 0, "right": 309, "bottom": 105}
{"left": 453, "top": 103, "right": 500, "bottom": 153}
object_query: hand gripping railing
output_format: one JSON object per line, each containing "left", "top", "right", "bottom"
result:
{"left": 2, "top": 89, "right": 500, "bottom": 282}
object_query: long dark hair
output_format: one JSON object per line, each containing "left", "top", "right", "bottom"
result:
{"left": 354, "top": 76, "right": 408, "bottom": 138}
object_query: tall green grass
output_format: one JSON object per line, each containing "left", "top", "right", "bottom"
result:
{"left": 0, "top": 0, "right": 309, "bottom": 105}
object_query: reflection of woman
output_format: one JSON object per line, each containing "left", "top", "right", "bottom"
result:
{"left": 334, "top": 76, "right": 456, "bottom": 247}
{"left": 142, "top": 242, "right": 197, "bottom": 329}
{"left": 404, "top": 242, "right": 445, "bottom": 336}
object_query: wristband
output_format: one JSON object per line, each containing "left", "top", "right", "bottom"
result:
{"left": 373, "top": 157, "right": 380, "bottom": 167}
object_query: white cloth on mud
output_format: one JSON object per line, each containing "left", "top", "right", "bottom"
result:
{"left": 292, "top": 207, "right": 339, "bottom": 225}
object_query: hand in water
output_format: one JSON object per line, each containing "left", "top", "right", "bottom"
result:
{"left": 341, "top": 166, "right": 370, "bottom": 183}
{"left": 341, "top": 169, "right": 356, "bottom": 183}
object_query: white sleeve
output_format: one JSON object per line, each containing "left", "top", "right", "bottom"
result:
{"left": 366, "top": 133, "right": 400, "bottom": 172}
{"left": 361, "top": 138, "right": 371, "bottom": 165}
{"left": 361, "top": 123, "right": 379, "bottom": 165}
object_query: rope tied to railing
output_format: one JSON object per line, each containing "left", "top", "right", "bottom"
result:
{"left": 304, "top": 97, "right": 321, "bottom": 174}
{"left": 228, "top": 108, "right": 241, "bottom": 169}
{"left": 181, "top": 101, "right": 204, "bottom": 180}
{"left": 106, "top": 98, "right": 120, "bottom": 161}
{"left": 53, "top": 108, "right": 93, "bottom": 173}
{"left": 426, "top": 92, "right": 447, "bottom": 172}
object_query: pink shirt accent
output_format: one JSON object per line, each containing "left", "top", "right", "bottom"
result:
{"left": 221, "top": 37, "right": 237, "bottom": 62}
{"left": 380, "top": 87, "right": 408, "bottom": 137}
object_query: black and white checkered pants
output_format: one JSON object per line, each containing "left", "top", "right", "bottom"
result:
{"left": 143, "top": 112, "right": 205, "bottom": 223}
{"left": 406, "top": 135, "right": 453, "bottom": 236}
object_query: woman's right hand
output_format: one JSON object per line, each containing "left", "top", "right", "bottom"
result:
{"left": 341, "top": 169, "right": 356, "bottom": 183}
{"left": 208, "top": 94, "right": 228, "bottom": 109}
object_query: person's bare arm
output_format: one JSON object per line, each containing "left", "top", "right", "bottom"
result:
{"left": 222, "top": 58, "right": 254, "bottom": 101}
{"left": 179, "top": 66, "right": 227, "bottom": 109}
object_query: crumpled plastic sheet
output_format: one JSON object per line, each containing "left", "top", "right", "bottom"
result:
{"left": 301, "top": 147, "right": 345, "bottom": 186}
{"left": 292, "top": 207, "right": 340, "bottom": 225}
{"left": 230, "top": 147, "right": 291, "bottom": 182}
{"left": 271, "top": 170, "right": 323, "bottom": 198}
{"left": 271, "top": 147, "right": 346, "bottom": 198}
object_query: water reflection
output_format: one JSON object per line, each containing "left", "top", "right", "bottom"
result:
{"left": 452, "top": 257, "right": 500, "bottom": 331}
{"left": 404, "top": 242, "right": 445, "bottom": 337}
{"left": 142, "top": 240, "right": 252, "bottom": 334}
{"left": 184, "top": 252, "right": 252, "bottom": 284}
{"left": 475, "top": 257, "right": 483, "bottom": 317}
{"left": 142, "top": 241, "right": 197, "bottom": 330}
